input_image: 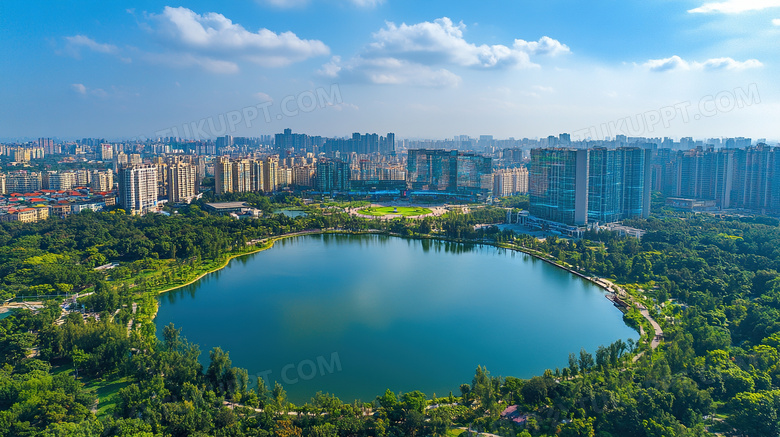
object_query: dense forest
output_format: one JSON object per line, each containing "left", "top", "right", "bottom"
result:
{"left": 1, "top": 200, "right": 780, "bottom": 436}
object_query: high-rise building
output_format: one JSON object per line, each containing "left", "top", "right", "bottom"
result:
{"left": 114, "top": 152, "right": 129, "bottom": 172}
{"left": 293, "top": 165, "right": 315, "bottom": 188}
{"left": 0, "top": 174, "right": 6, "bottom": 195}
{"left": 250, "top": 159, "right": 265, "bottom": 192}
{"left": 587, "top": 148, "right": 624, "bottom": 223}
{"left": 407, "top": 149, "right": 458, "bottom": 192}
{"left": 322, "top": 132, "right": 396, "bottom": 155}
{"left": 118, "top": 165, "right": 158, "bottom": 214}
{"left": 407, "top": 149, "right": 492, "bottom": 195}
{"left": 277, "top": 167, "right": 293, "bottom": 188}
{"left": 529, "top": 147, "right": 651, "bottom": 226}
{"left": 156, "top": 164, "right": 168, "bottom": 198}
{"left": 216, "top": 135, "right": 234, "bottom": 150}
{"left": 100, "top": 144, "right": 113, "bottom": 161}
{"left": 214, "top": 157, "right": 233, "bottom": 195}
{"left": 75, "top": 170, "right": 91, "bottom": 187}
{"left": 6, "top": 171, "right": 42, "bottom": 193}
{"left": 46, "top": 171, "right": 79, "bottom": 191}
{"left": 456, "top": 153, "right": 493, "bottom": 192}
{"left": 90, "top": 169, "right": 114, "bottom": 192}
{"left": 529, "top": 148, "right": 590, "bottom": 226}
{"left": 232, "top": 159, "right": 252, "bottom": 193}
{"left": 13, "top": 148, "right": 31, "bottom": 163}
{"left": 315, "top": 160, "right": 351, "bottom": 192}
{"left": 493, "top": 167, "right": 529, "bottom": 197}
{"left": 263, "top": 157, "right": 279, "bottom": 192}
{"left": 38, "top": 138, "right": 58, "bottom": 155}
{"left": 167, "top": 163, "right": 198, "bottom": 203}
{"left": 621, "top": 147, "right": 652, "bottom": 219}
{"left": 381, "top": 133, "right": 396, "bottom": 155}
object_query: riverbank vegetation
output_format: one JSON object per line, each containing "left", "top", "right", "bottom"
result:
{"left": 1, "top": 198, "right": 779, "bottom": 436}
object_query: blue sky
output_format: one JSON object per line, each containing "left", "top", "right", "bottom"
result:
{"left": 1, "top": 0, "right": 778, "bottom": 141}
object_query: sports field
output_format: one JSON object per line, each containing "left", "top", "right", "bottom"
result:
{"left": 357, "top": 206, "right": 433, "bottom": 217}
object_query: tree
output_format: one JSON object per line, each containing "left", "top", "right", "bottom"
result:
{"left": 568, "top": 352, "right": 579, "bottom": 376}
{"left": 71, "top": 346, "right": 88, "bottom": 379}
{"left": 521, "top": 376, "right": 548, "bottom": 405}
{"left": 579, "top": 348, "right": 595, "bottom": 373}
{"left": 401, "top": 391, "right": 427, "bottom": 414}
{"left": 727, "top": 391, "right": 780, "bottom": 437}
{"left": 272, "top": 381, "right": 288, "bottom": 413}
{"left": 377, "top": 389, "right": 398, "bottom": 410}
{"left": 559, "top": 417, "right": 595, "bottom": 437}
{"left": 206, "top": 347, "right": 236, "bottom": 398}
{"left": 275, "top": 420, "right": 302, "bottom": 437}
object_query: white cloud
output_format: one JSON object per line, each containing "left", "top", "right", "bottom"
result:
{"left": 688, "top": 0, "right": 780, "bottom": 13}
{"left": 145, "top": 6, "right": 329, "bottom": 70}
{"left": 70, "top": 83, "right": 112, "bottom": 98}
{"left": 697, "top": 57, "right": 763, "bottom": 70}
{"left": 323, "top": 56, "right": 462, "bottom": 87}
{"left": 365, "top": 18, "right": 567, "bottom": 69}
{"left": 63, "top": 35, "right": 118, "bottom": 58}
{"left": 71, "top": 83, "right": 87, "bottom": 95}
{"left": 513, "top": 36, "right": 571, "bottom": 56}
{"left": 254, "top": 92, "right": 273, "bottom": 102}
{"left": 642, "top": 55, "right": 762, "bottom": 72}
{"left": 318, "top": 56, "right": 343, "bottom": 77}
{"left": 643, "top": 55, "right": 689, "bottom": 72}
{"left": 321, "top": 17, "right": 568, "bottom": 88}
{"left": 773, "top": 18, "right": 780, "bottom": 25}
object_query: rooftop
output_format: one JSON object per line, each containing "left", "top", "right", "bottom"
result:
{"left": 205, "top": 201, "right": 250, "bottom": 210}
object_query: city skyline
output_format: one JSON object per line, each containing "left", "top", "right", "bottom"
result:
{"left": 2, "top": 0, "right": 779, "bottom": 141}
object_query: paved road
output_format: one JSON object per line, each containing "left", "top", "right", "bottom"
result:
{"left": 595, "top": 278, "right": 664, "bottom": 353}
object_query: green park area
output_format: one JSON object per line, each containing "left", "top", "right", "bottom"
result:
{"left": 357, "top": 206, "right": 433, "bottom": 217}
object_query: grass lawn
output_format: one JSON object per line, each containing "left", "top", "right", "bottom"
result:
{"left": 83, "top": 375, "right": 133, "bottom": 418}
{"left": 357, "top": 206, "right": 433, "bottom": 217}
{"left": 51, "top": 364, "right": 133, "bottom": 418}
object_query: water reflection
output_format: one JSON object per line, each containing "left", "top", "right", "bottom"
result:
{"left": 155, "top": 233, "right": 637, "bottom": 403}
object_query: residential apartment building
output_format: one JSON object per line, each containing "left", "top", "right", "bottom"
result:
{"left": 90, "top": 169, "right": 114, "bottom": 192}
{"left": 167, "top": 163, "right": 198, "bottom": 203}
{"left": 118, "top": 165, "right": 158, "bottom": 214}
{"left": 6, "top": 171, "right": 42, "bottom": 193}
{"left": 492, "top": 167, "right": 529, "bottom": 197}
{"left": 652, "top": 144, "right": 780, "bottom": 213}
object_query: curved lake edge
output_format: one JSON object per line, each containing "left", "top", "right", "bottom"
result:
{"left": 151, "top": 230, "right": 645, "bottom": 403}
{"left": 149, "top": 229, "right": 643, "bottom": 337}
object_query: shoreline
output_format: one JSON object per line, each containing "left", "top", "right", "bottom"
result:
{"left": 147, "top": 230, "right": 338, "bottom": 318}
{"left": 146, "top": 229, "right": 660, "bottom": 350}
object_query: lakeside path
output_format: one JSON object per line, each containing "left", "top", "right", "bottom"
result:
{"left": 593, "top": 278, "right": 664, "bottom": 351}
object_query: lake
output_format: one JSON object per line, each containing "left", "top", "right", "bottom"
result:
{"left": 273, "top": 208, "right": 308, "bottom": 218}
{"left": 155, "top": 234, "right": 638, "bottom": 404}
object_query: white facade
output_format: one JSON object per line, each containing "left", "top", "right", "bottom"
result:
{"left": 119, "top": 165, "right": 158, "bottom": 214}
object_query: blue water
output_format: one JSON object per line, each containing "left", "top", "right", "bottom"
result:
{"left": 155, "top": 234, "right": 637, "bottom": 403}
{"left": 273, "top": 209, "right": 308, "bottom": 218}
